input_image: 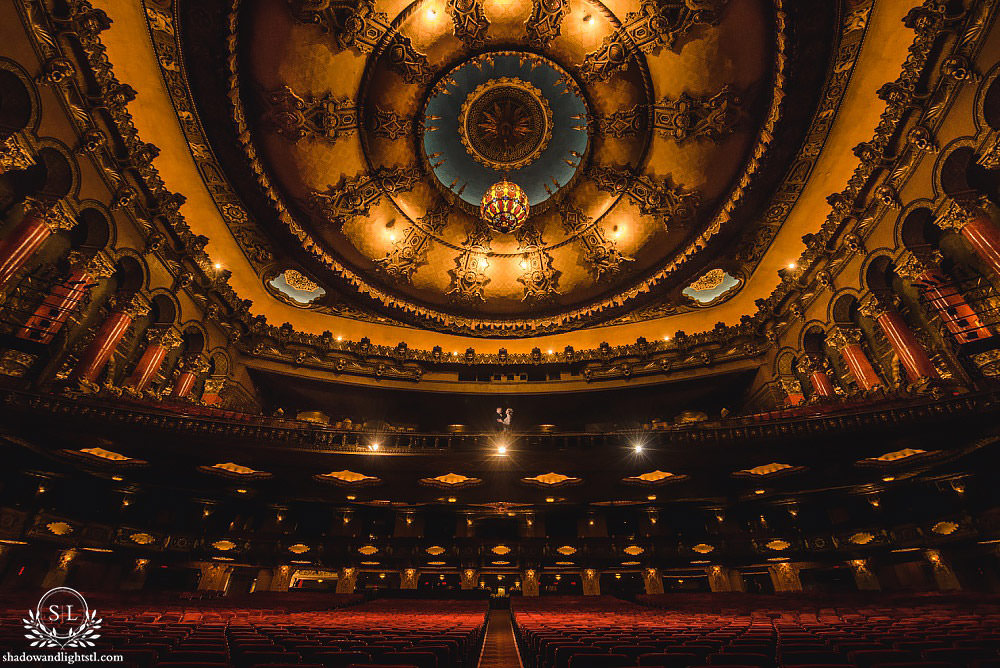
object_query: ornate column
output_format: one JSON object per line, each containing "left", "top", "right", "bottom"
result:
{"left": 706, "top": 565, "right": 744, "bottom": 592}
{"left": 196, "top": 562, "right": 232, "bottom": 592}
{"left": 581, "top": 568, "right": 600, "bottom": 596}
{"left": 71, "top": 295, "right": 148, "bottom": 388}
{"left": 925, "top": 549, "right": 961, "bottom": 591}
{"left": 121, "top": 558, "right": 150, "bottom": 591}
{"left": 16, "top": 253, "right": 112, "bottom": 344}
{"left": 860, "top": 296, "right": 939, "bottom": 383}
{"left": 124, "top": 328, "right": 182, "bottom": 394}
{"left": 460, "top": 568, "right": 478, "bottom": 590}
{"left": 898, "top": 252, "right": 993, "bottom": 344}
{"left": 938, "top": 206, "right": 1000, "bottom": 276}
{"left": 828, "top": 327, "right": 883, "bottom": 391}
{"left": 201, "top": 375, "right": 228, "bottom": 406}
{"left": 767, "top": 562, "right": 803, "bottom": 592}
{"left": 0, "top": 201, "right": 74, "bottom": 289}
{"left": 780, "top": 376, "right": 805, "bottom": 406}
{"left": 269, "top": 564, "right": 294, "bottom": 591}
{"left": 170, "top": 354, "right": 209, "bottom": 399}
{"left": 522, "top": 568, "right": 540, "bottom": 597}
{"left": 642, "top": 568, "right": 664, "bottom": 595}
{"left": 335, "top": 566, "right": 357, "bottom": 593}
{"left": 848, "top": 559, "right": 880, "bottom": 591}
{"left": 41, "top": 548, "right": 77, "bottom": 589}
{"left": 797, "top": 356, "right": 835, "bottom": 398}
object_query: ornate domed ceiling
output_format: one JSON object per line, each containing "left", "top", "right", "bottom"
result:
{"left": 160, "top": 0, "right": 841, "bottom": 337}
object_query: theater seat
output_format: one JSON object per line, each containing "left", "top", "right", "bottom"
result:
{"left": 638, "top": 652, "right": 698, "bottom": 667}
{"left": 708, "top": 654, "right": 772, "bottom": 667}
{"left": 569, "top": 653, "right": 635, "bottom": 668}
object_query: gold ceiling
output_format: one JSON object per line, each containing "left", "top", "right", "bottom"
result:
{"left": 93, "top": 0, "right": 918, "bottom": 349}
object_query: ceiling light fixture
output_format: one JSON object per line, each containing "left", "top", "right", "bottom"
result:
{"left": 497, "top": 444, "right": 508, "bottom": 456}
{"left": 633, "top": 443, "right": 644, "bottom": 454}
{"left": 481, "top": 179, "right": 529, "bottom": 234}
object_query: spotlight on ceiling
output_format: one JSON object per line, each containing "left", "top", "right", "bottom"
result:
{"left": 213, "top": 262, "right": 223, "bottom": 270}
{"left": 632, "top": 442, "right": 644, "bottom": 454}
{"left": 369, "top": 442, "right": 381, "bottom": 452}
{"left": 497, "top": 444, "right": 508, "bottom": 456}
{"left": 787, "top": 262, "right": 797, "bottom": 270}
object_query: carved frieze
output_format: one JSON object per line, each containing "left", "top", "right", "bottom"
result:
{"left": 652, "top": 86, "right": 743, "bottom": 142}
{"left": 262, "top": 85, "right": 358, "bottom": 143}
{"left": 579, "top": 0, "right": 728, "bottom": 82}
{"left": 525, "top": 0, "right": 570, "bottom": 49}
{"left": 377, "top": 203, "right": 451, "bottom": 283}
{"left": 590, "top": 165, "right": 700, "bottom": 229}
{"left": 308, "top": 166, "right": 422, "bottom": 229}
{"left": 447, "top": 0, "right": 490, "bottom": 48}
{"left": 560, "top": 205, "right": 631, "bottom": 280}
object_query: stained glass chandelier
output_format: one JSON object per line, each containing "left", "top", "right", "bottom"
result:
{"left": 480, "top": 178, "right": 529, "bottom": 234}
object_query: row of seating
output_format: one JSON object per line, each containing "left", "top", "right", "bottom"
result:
{"left": 513, "top": 596, "right": 1000, "bottom": 668}
{"left": 0, "top": 598, "right": 487, "bottom": 668}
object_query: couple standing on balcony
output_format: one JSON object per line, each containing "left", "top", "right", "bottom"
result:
{"left": 495, "top": 407, "right": 513, "bottom": 432}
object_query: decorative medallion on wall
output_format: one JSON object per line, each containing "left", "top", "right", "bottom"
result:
{"left": 556, "top": 545, "right": 577, "bottom": 555}
{"left": 521, "top": 472, "right": 582, "bottom": 487}
{"left": 314, "top": 470, "right": 381, "bottom": 486}
{"left": 692, "top": 543, "right": 715, "bottom": 554}
{"left": 848, "top": 532, "right": 875, "bottom": 545}
{"left": 420, "top": 473, "right": 483, "bottom": 488}
{"left": 199, "top": 462, "right": 272, "bottom": 480}
{"left": 859, "top": 448, "right": 938, "bottom": 465}
{"left": 358, "top": 545, "right": 379, "bottom": 556}
{"left": 622, "top": 470, "right": 687, "bottom": 485}
{"left": 764, "top": 539, "right": 791, "bottom": 551}
{"left": 211, "top": 539, "right": 237, "bottom": 551}
{"left": 931, "top": 521, "right": 959, "bottom": 536}
{"left": 425, "top": 546, "right": 446, "bottom": 556}
{"left": 733, "top": 462, "right": 804, "bottom": 479}
{"left": 288, "top": 543, "right": 311, "bottom": 554}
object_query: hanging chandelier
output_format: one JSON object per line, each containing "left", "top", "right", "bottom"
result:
{"left": 480, "top": 179, "right": 529, "bottom": 234}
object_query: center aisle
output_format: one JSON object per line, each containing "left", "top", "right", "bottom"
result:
{"left": 478, "top": 609, "right": 523, "bottom": 668}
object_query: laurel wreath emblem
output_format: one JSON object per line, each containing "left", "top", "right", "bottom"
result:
{"left": 23, "top": 608, "right": 102, "bottom": 648}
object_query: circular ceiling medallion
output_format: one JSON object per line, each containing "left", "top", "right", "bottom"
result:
{"left": 459, "top": 77, "right": 553, "bottom": 171}
{"left": 422, "top": 51, "right": 589, "bottom": 210}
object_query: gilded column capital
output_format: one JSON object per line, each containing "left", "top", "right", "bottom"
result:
{"left": 828, "top": 326, "right": 863, "bottom": 349}
{"left": 66, "top": 251, "right": 114, "bottom": 279}
{"left": 858, "top": 294, "right": 896, "bottom": 320}
{"left": 796, "top": 355, "right": 824, "bottom": 375}
{"left": 896, "top": 250, "right": 942, "bottom": 281}
{"left": 153, "top": 328, "right": 183, "bottom": 350}
{"left": 779, "top": 376, "right": 802, "bottom": 396}
{"left": 28, "top": 199, "right": 76, "bottom": 233}
{"left": 935, "top": 198, "right": 992, "bottom": 232}
{"left": 107, "top": 294, "right": 150, "bottom": 319}
{"left": 178, "top": 354, "right": 210, "bottom": 375}
{"left": 202, "top": 376, "right": 228, "bottom": 394}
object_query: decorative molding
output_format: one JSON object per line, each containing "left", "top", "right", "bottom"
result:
{"left": 590, "top": 165, "right": 701, "bottom": 229}
{"left": 652, "top": 85, "right": 744, "bottom": 142}
{"left": 261, "top": 85, "right": 358, "bottom": 143}
{"left": 579, "top": 0, "right": 728, "bottom": 82}
{"left": 525, "top": 0, "right": 570, "bottom": 48}
{"left": 377, "top": 203, "right": 451, "bottom": 283}
{"left": 308, "top": 166, "right": 422, "bottom": 229}
{"left": 447, "top": 0, "right": 490, "bottom": 48}
{"left": 559, "top": 205, "right": 632, "bottom": 280}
